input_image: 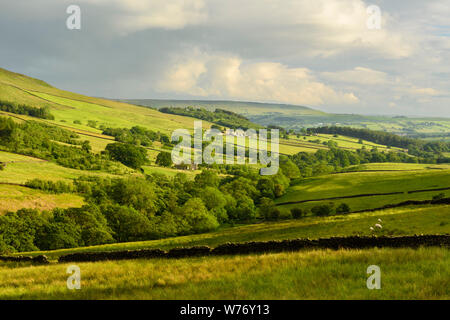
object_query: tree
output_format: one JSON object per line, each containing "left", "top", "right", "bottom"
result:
{"left": 257, "top": 178, "right": 275, "bottom": 199}
{"left": 155, "top": 151, "right": 173, "bottom": 167}
{"left": 105, "top": 143, "right": 147, "bottom": 169}
{"left": 81, "top": 140, "right": 91, "bottom": 153}
{"left": 258, "top": 197, "right": 280, "bottom": 220}
{"left": 336, "top": 203, "right": 351, "bottom": 214}
{"left": 175, "top": 198, "right": 219, "bottom": 234}
{"left": 199, "top": 187, "right": 228, "bottom": 223}
{"left": 291, "top": 207, "right": 305, "bottom": 219}
{"left": 65, "top": 205, "right": 114, "bottom": 246}
{"left": 279, "top": 156, "right": 301, "bottom": 179}
{"left": 432, "top": 193, "right": 445, "bottom": 201}
{"left": 102, "top": 204, "right": 152, "bottom": 242}
{"left": 194, "top": 170, "right": 219, "bottom": 188}
{"left": 34, "top": 210, "right": 82, "bottom": 250}
{"left": 311, "top": 203, "right": 335, "bottom": 217}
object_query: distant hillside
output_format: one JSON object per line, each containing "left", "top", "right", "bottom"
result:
{"left": 118, "top": 98, "right": 450, "bottom": 140}
{"left": 117, "top": 99, "right": 326, "bottom": 116}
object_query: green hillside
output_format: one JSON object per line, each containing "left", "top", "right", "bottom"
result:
{"left": 0, "top": 68, "right": 215, "bottom": 135}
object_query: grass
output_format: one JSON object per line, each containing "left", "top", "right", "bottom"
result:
{"left": 0, "top": 184, "right": 83, "bottom": 214}
{"left": 277, "top": 189, "right": 450, "bottom": 214}
{"left": 277, "top": 169, "right": 450, "bottom": 204}
{"left": 352, "top": 162, "right": 450, "bottom": 171}
{"left": 29, "top": 91, "right": 214, "bottom": 136}
{"left": 0, "top": 247, "right": 448, "bottom": 299}
{"left": 0, "top": 153, "right": 125, "bottom": 184}
{"left": 15, "top": 204, "right": 450, "bottom": 260}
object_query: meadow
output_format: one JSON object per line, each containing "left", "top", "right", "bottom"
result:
{"left": 277, "top": 168, "right": 450, "bottom": 204}
{"left": 0, "top": 184, "right": 83, "bottom": 214}
{"left": 0, "top": 247, "right": 448, "bottom": 299}
{"left": 0, "top": 151, "right": 125, "bottom": 184}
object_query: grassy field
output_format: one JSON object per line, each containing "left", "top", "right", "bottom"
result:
{"left": 0, "top": 184, "right": 83, "bottom": 214}
{"left": 0, "top": 151, "right": 128, "bottom": 184}
{"left": 14, "top": 204, "right": 450, "bottom": 260}
{"left": 277, "top": 168, "right": 450, "bottom": 204}
{"left": 0, "top": 247, "right": 448, "bottom": 299}
{"left": 351, "top": 162, "right": 450, "bottom": 171}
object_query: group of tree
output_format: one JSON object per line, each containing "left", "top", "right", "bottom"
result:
{"left": 289, "top": 145, "right": 446, "bottom": 178}
{"left": 0, "top": 116, "right": 126, "bottom": 172}
{"left": 159, "top": 106, "right": 261, "bottom": 130}
{"left": 0, "top": 100, "right": 54, "bottom": 120}
{"left": 3, "top": 166, "right": 296, "bottom": 253}
{"left": 290, "top": 202, "right": 351, "bottom": 219}
{"left": 102, "top": 126, "right": 170, "bottom": 147}
{"left": 309, "top": 126, "right": 450, "bottom": 161}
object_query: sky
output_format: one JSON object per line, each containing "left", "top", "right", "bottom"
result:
{"left": 0, "top": 0, "right": 449, "bottom": 117}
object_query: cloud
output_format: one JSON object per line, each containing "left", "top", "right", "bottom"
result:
{"left": 0, "top": 0, "right": 448, "bottom": 116}
{"left": 83, "top": 0, "right": 207, "bottom": 33}
{"left": 408, "top": 87, "right": 441, "bottom": 96}
{"left": 206, "top": 0, "right": 415, "bottom": 59}
{"left": 321, "top": 67, "right": 388, "bottom": 85}
{"left": 158, "top": 51, "right": 359, "bottom": 106}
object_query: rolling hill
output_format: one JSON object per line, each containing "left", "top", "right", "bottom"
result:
{"left": 119, "top": 98, "right": 450, "bottom": 140}
{"left": 117, "top": 98, "right": 326, "bottom": 116}
{"left": 0, "top": 67, "right": 449, "bottom": 300}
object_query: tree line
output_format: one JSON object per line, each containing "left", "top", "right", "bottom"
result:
{"left": 0, "top": 100, "right": 54, "bottom": 120}
{"left": 309, "top": 126, "right": 450, "bottom": 161}
{"left": 159, "top": 106, "right": 261, "bottom": 130}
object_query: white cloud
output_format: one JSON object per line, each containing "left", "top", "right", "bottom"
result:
{"left": 158, "top": 51, "right": 359, "bottom": 106}
{"left": 84, "top": 0, "right": 207, "bottom": 32}
{"left": 321, "top": 67, "right": 388, "bottom": 85}
{"left": 207, "top": 0, "right": 415, "bottom": 58}
{"left": 409, "top": 87, "right": 441, "bottom": 96}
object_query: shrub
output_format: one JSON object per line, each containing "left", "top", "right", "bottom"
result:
{"left": 432, "top": 193, "right": 446, "bottom": 201}
{"left": 311, "top": 203, "right": 335, "bottom": 217}
{"left": 87, "top": 120, "right": 98, "bottom": 128}
{"left": 336, "top": 203, "right": 351, "bottom": 214}
{"left": 258, "top": 197, "right": 281, "bottom": 221}
{"left": 291, "top": 207, "right": 305, "bottom": 219}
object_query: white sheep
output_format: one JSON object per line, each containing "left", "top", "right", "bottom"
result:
{"left": 375, "top": 224, "right": 382, "bottom": 229}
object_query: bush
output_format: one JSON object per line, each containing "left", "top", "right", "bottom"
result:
{"left": 258, "top": 197, "right": 281, "bottom": 221}
{"left": 311, "top": 203, "right": 335, "bottom": 217}
{"left": 432, "top": 193, "right": 445, "bottom": 201}
{"left": 291, "top": 207, "right": 305, "bottom": 219}
{"left": 87, "top": 120, "right": 98, "bottom": 128}
{"left": 336, "top": 203, "right": 351, "bottom": 214}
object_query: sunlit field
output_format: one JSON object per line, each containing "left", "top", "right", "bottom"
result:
{"left": 1, "top": 247, "right": 448, "bottom": 299}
